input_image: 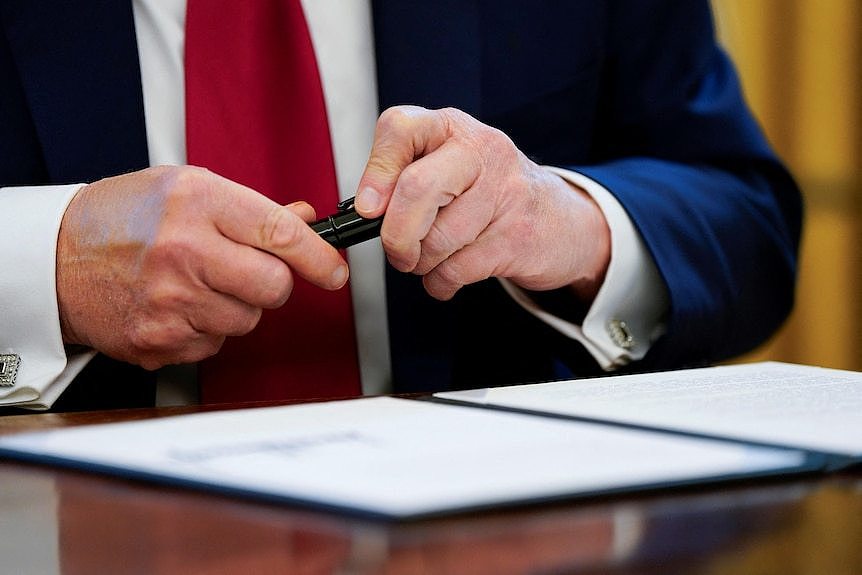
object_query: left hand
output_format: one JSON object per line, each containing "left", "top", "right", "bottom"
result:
{"left": 355, "top": 105, "right": 611, "bottom": 303}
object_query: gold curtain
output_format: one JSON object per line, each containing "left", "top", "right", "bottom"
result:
{"left": 712, "top": 0, "right": 861, "bottom": 370}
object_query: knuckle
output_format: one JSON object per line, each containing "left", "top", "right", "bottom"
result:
{"left": 439, "top": 106, "right": 466, "bottom": 127}
{"left": 439, "top": 107, "right": 479, "bottom": 139}
{"left": 428, "top": 220, "right": 459, "bottom": 253}
{"left": 381, "top": 233, "right": 412, "bottom": 263}
{"left": 380, "top": 232, "right": 400, "bottom": 254}
{"left": 380, "top": 104, "right": 426, "bottom": 123}
{"left": 417, "top": 227, "right": 455, "bottom": 275}
{"left": 127, "top": 319, "right": 171, "bottom": 354}
{"left": 233, "top": 308, "right": 263, "bottom": 336}
{"left": 138, "top": 357, "right": 165, "bottom": 371}
{"left": 158, "top": 165, "right": 215, "bottom": 211}
{"left": 158, "top": 165, "right": 198, "bottom": 196}
{"left": 378, "top": 106, "right": 414, "bottom": 134}
{"left": 257, "top": 266, "right": 293, "bottom": 308}
{"left": 383, "top": 244, "right": 417, "bottom": 274}
{"left": 125, "top": 289, "right": 188, "bottom": 353}
{"left": 260, "top": 206, "right": 303, "bottom": 250}
{"left": 204, "top": 307, "right": 262, "bottom": 339}
{"left": 397, "top": 164, "right": 433, "bottom": 196}
{"left": 423, "top": 273, "right": 457, "bottom": 302}
{"left": 433, "top": 260, "right": 464, "bottom": 287}
{"left": 199, "top": 336, "right": 225, "bottom": 360}
{"left": 178, "top": 335, "right": 225, "bottom": 364}
{"left": 484, "top": 127, "right": 516, "bottom": 159}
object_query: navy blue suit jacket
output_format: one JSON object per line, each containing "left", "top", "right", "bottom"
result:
{"left": 0, "top": 1, "right": 802, "bottom": 409}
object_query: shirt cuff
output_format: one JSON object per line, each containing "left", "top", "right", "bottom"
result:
{"left": 0, "top": 184, "right": 94, "bottom": 408}
{"left": 500, "top": 168, "right": 669, "bottom": 371}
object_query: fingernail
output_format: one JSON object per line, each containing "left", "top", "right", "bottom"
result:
{"left": 355, "top": 187, "right": 381, "bottom": 214}
{"left": 332, "top": 264, "right": 349, "bottom": 288}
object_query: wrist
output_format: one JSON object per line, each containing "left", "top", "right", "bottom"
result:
{"left": 559, "top": 175, "right": 610, "bottom": 303}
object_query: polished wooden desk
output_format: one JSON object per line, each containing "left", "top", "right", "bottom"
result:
{"left": 1, "top": 403, "right": 860, "bottom": 574}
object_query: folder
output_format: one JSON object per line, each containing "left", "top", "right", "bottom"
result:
{"left": 436, "top": 361, "right": 862, "bottom": 470}
{"left": 0, "top": 362, "right": 856, "bottom": 520}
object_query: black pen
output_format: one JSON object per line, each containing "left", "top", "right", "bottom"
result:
{"left": 310, "top": 196, "right": 383, "bottom": 249}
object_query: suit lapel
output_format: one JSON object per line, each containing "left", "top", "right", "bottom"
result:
{"left": 0, "top": 0, "right": 149, "bottom": 183}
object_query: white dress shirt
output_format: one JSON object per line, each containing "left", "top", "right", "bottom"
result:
{"left": 0, "top": 0, "right": 667, "bottom": 409}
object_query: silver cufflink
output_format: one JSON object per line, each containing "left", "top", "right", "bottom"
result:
{"left": 0, "top": 354, "right": 20, "bottom": 387}
{"left": 608, "top": 320, "right": 634, "bottom": 350}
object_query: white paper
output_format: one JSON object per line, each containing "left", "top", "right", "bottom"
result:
{"left": 0, "top": 397, "right": 804, "bottom": 518}
{"left": 437, "top": 362, "right": 862, "bottom": 457}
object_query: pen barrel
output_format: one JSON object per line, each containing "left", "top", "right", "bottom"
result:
{"left": 310, "top": 217, "right": 340, "bottom": 245}
{"left": 311, "top": 210, "right": 383, "bottom": 249}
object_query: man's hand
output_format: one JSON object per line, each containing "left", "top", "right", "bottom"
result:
{"left": 56, "top": 166, "right": 348, "bottom": 370}
{"left": 355, "top": 106, "right": 611, "bottom": 302}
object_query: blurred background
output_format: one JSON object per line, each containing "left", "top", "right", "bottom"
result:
{"left": 712, "top": 0, "right": 861, "bottom": 371}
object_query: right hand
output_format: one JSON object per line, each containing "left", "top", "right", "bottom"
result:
{"left": 56, "top": 165, "right": 349, "bottom": 370}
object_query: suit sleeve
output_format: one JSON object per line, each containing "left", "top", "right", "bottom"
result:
{"left": 568, "top": 0, "right": 802, "bottom": 368}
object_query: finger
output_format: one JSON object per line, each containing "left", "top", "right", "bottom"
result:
{"left": 254, "top": 204, "right": 349, "bottom": 289}
{"left": 422, "top": 233, "right": 504, "bottom": 301}
{"left": 354, "top": 106, "right": 450, "bottom": 218}
{"left": 186, "top": 289, "right": 263, "bottom": 337}
{"left": 139, "top": 332, "right": 226, "bottom": 370}
{"left": 286, "top": 200, "right": 317, "bottom": 222}
{"left": 126, "top": 313, "right": 228, "bottom": 370}
{"left": 381, "top": 139, "right": 481, "bottom": 272}
{"left": 131, "top": 290, "right": 260, "bottom": 369}
{"left": 210, "top": 182, "right": 348, "bottom": 290}
{"left": 168, "top": 333, "right": 226, "bottom": 365}
{"left": 198, "top": 238, "right": 295, "bottom": 308}
{"left": 412, "top": 187, "right": 494, "bottom": 276}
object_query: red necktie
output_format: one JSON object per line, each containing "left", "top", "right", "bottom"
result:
{"left": 185, "top": 0, "right": 361, "bottom": 403}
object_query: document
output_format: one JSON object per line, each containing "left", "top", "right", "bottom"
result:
{"left": 437, "top": 362, "right": 862, "bottom": 462}
{"left": 0, "top": 397, "right": 807, "bottom": 519}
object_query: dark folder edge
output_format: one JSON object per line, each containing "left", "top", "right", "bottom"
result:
{"left": 0, "top": 444, "right": 824, "bottom": 522}
{"left": 0, "top": 403, "right": 829, "bottom": 523}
